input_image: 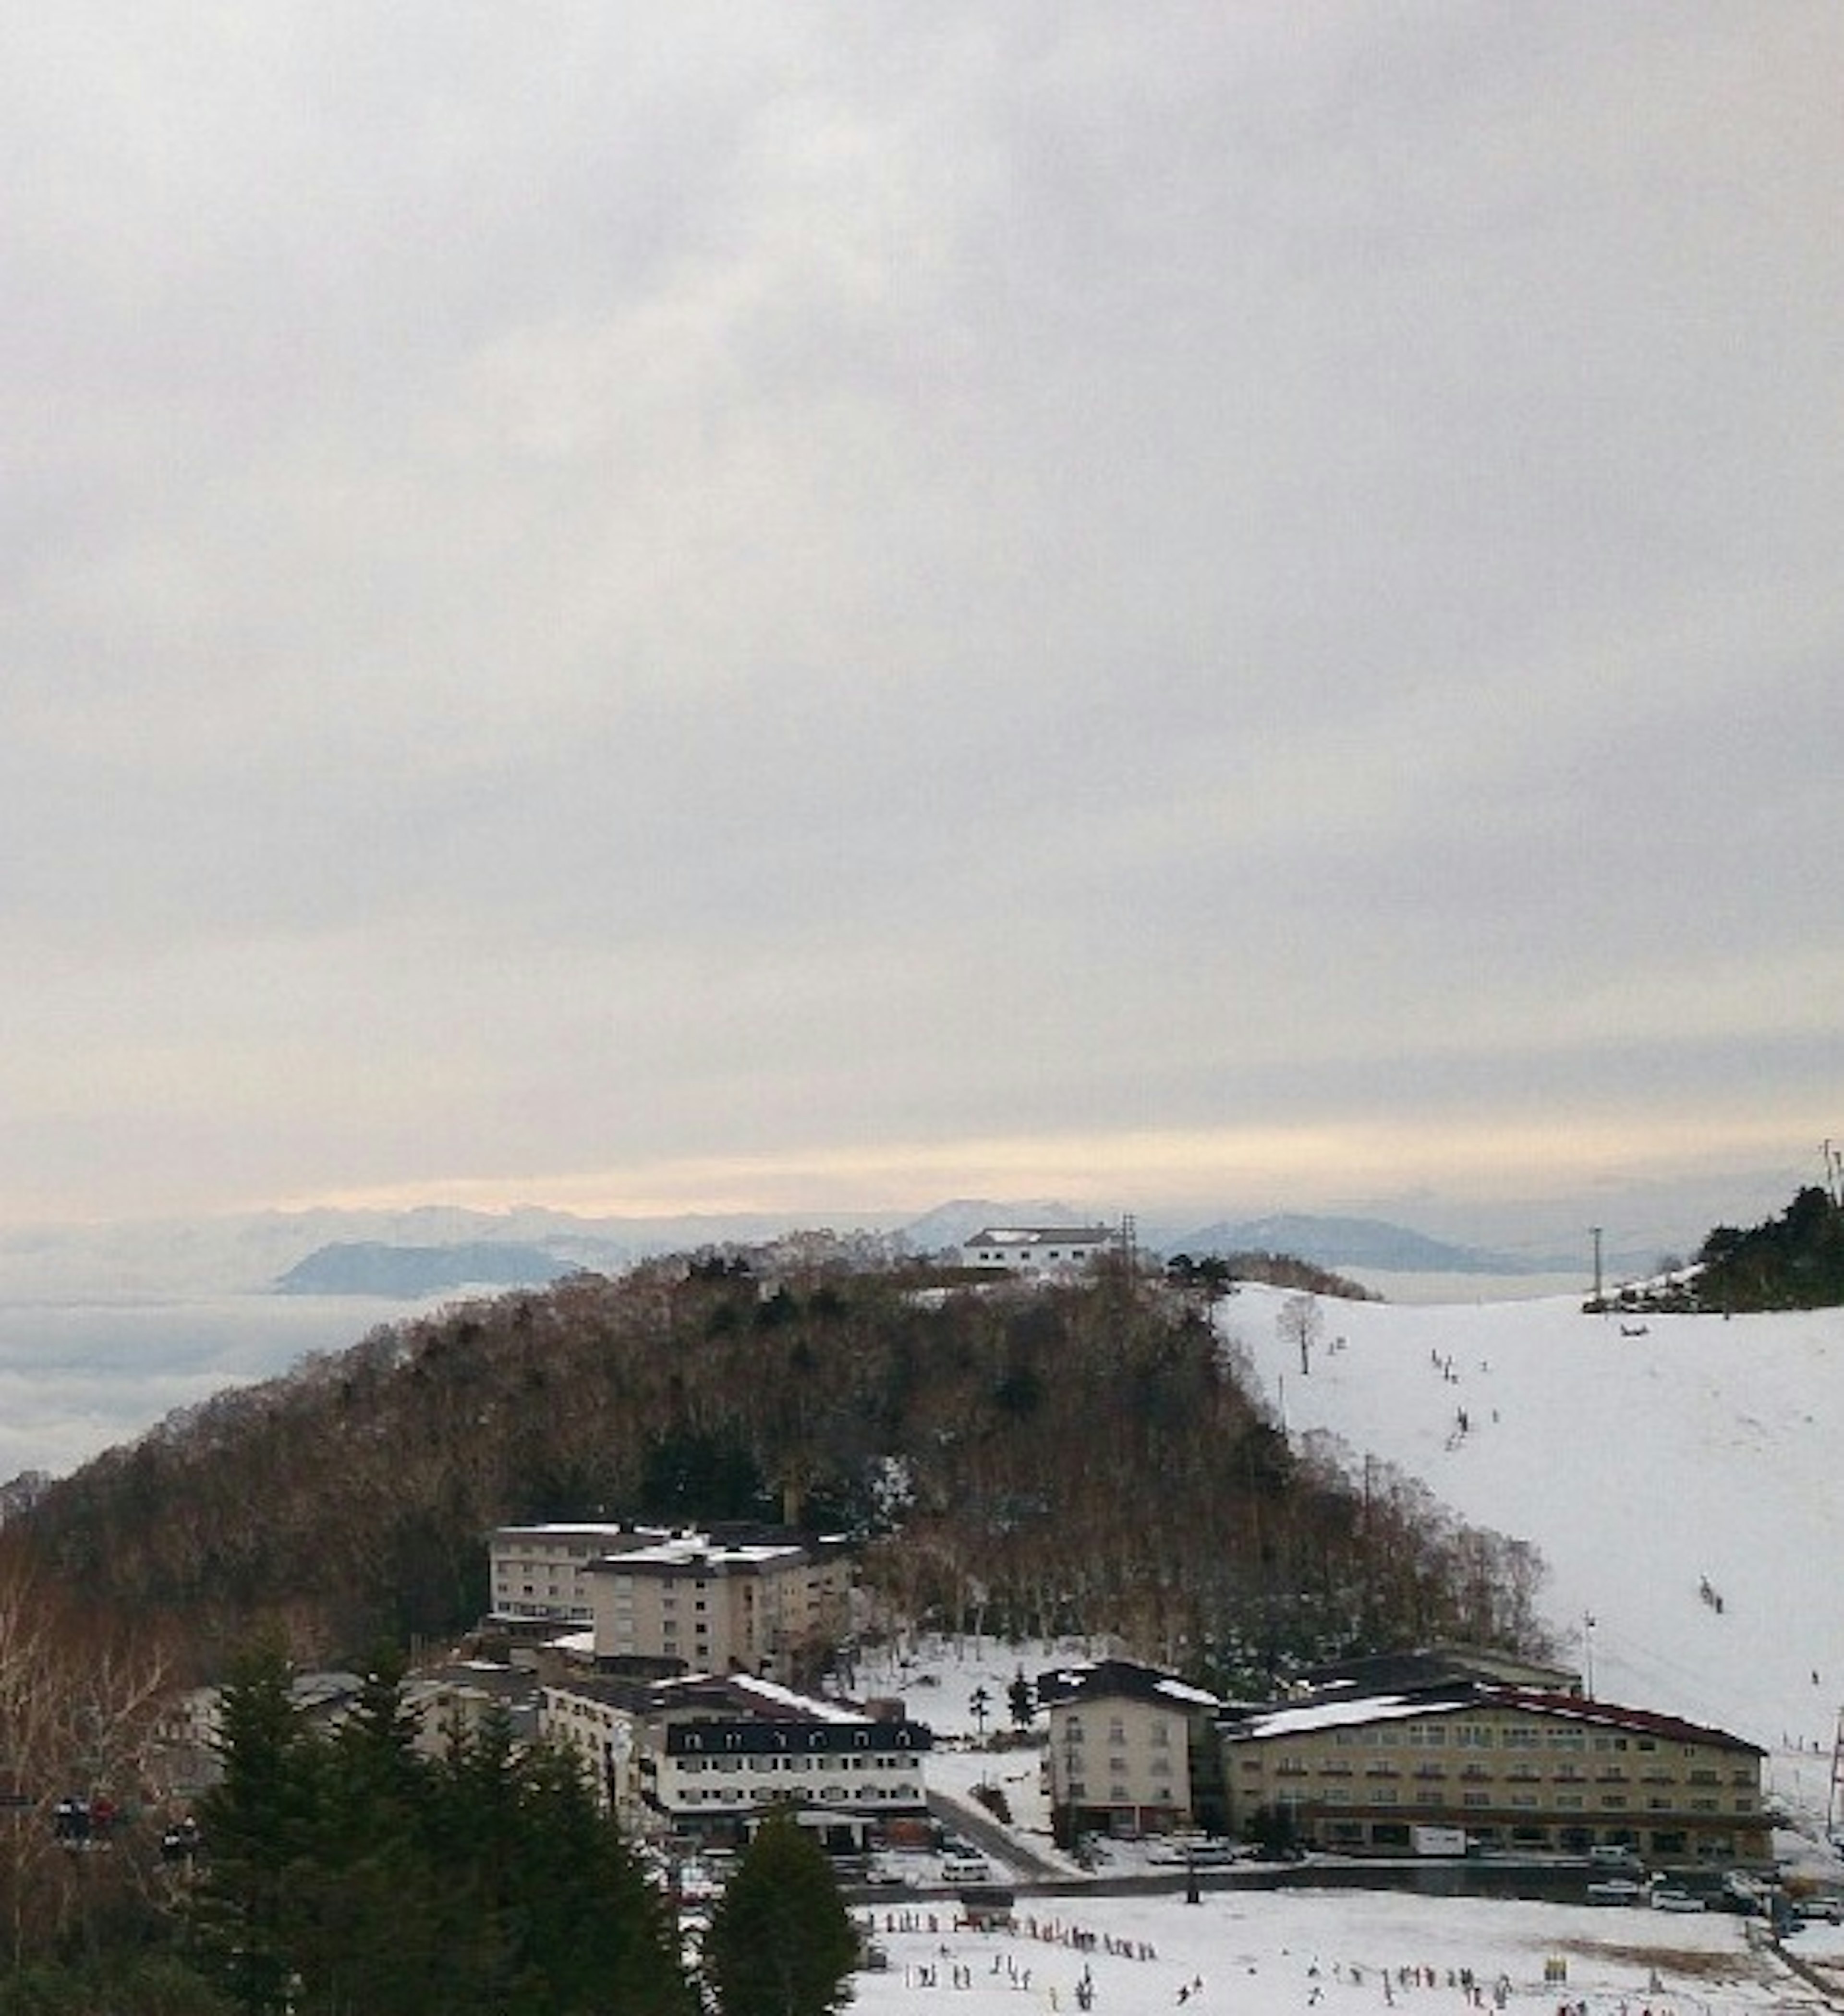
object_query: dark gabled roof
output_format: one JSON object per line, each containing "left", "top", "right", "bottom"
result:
{"left": 1223, "top": 1679, "right": 1762, "bottom": 1757}
{"left": 1483, "top": 1686, "right": 1764, "bottom": 1756}
{"left": 1034, "top": 1658, "right": 1222, "bottom": 1713}
{"left": 547, "top": 1669, "right": 912, "bottom": 1732}
{"left": 666, "top": 1719, "right": 931, "bottom": 1756}
{"left": 1290, "top": 1646, "right": 1580, "bottom": 1698}
{"left": 964, "top": 1226, "right": 1112, "bottom": 1247}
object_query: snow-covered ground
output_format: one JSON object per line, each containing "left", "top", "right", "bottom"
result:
{"left": 845, "top": 1286, "right": 1844, "bottom": 2016}
{"left": 854, "top": 1886, "right": 1844, "bottom": 2016}
{"left": 1217, "top": 1287, "right": 1844, "bottom": 1801}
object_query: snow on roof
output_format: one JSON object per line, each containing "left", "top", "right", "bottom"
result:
{"left": 725, "top": 1674, "right": 870, "bottom": 1724}
{"left": 966, "top": 1225, "right": 1111, "bottom": 1246}
{"left": 600, "top": 1535, "right": 806, "bottom": 1569}
{"left": 1231, "top": 1690, "right": 1454, "bottom": 1739}
{"left": 494, "top": 1521, "right": 659, "bottom": 1540}
{"left": 651, "top": 1672, "right": 869, "bottom": 1724}
{"left": 1156, "top": 1676, "right": 1226, "bottom": 1708}
{"left": 1229, "top": 1683, "right": 1760, "bottom": 1753}
{"left": 1036, "top": 1657, "right": 1222, "bottom": 1712}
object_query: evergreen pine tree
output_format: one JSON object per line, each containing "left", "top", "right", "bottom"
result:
{"left": 502, "top": 1741, "right": 693, "bottom": 2016}
{"left": 302, "top": 1650, "right": 443, "bottom": 2016}
{"left": 703, "top": 1811, "right": 857, "bottom": 2016}
{"left": 186, "top": 1639, "right": 317, "bottom": 2016}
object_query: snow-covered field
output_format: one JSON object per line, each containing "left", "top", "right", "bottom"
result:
{"left": 855, "top": 1886, "right": 1844, "bottom": 2016}
{"left": 1218, "top": 1288, "right": 1844, "bottom": 1782}
{"left": 846, "top": 1285, "right": 1844, "bottom": 2016}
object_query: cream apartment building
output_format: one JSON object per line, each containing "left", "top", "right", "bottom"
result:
{"left": 585, "top": 1527, "right": 852, "bottom": 1687}
{"left": 1223, "top": 1683, "right": 1770, "bottom": 1864}
{"left": 1037, "top": 1658, "right": 1225, "bottom": 1846}
{"left": 488, "top": 1521, "right": 652, "bottom": 1622}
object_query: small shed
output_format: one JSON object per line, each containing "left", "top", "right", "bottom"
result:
{"left": 958, "top": 1887, "right": 1016, "bottom": 1930}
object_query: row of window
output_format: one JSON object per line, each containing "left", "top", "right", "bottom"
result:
{"left": 1252, "top": 1747, "right": 1744, "bottom": 1781}
{"left": 1062, "top": 1719, "right": 1171, "bottom": 1745}
{"left": 1066, "top": 1783, "right": 1178, "bottom": 1803}
{"left": 1326, "top": 1723, "right": 1695, "bottom": 1756}
{"left": 675, "top": 1783, "right": 915, "bottom": 1805}
{"left": 1277, "top": 1761, "right": 1747, "bottom": 1787}
{"left": 675, "top": 1755, "right": 916, "bottom": 1775}
{"left": 1310, "top": 1789, "right": 1749, "bottom": 1813}
{"left": 1058, "top": 1756, "right": 1173, "bottom": 1778}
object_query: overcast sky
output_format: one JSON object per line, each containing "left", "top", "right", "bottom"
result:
{"left": 4, "top": 3, "right": 1840, "bottom": 1236}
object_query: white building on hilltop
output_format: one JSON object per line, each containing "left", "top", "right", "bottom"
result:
{"left": 962, "top": 1225, "right": 1116, "bottom": 1275}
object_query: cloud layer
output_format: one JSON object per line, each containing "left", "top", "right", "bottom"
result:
{"left": 4, "top": 4, "right": 1840, "bottom": 1222}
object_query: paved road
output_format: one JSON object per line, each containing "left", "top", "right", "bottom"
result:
{"left": 927, "top": 1788, "right": 1068, "bottom": 1881}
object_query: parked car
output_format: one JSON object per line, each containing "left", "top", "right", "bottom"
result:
{"left": 941, "top": 1854, "right": 995, "bottom": 1885}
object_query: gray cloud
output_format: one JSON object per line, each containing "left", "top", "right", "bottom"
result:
{"left": 1, "top": 3, "right": 1839, "bottom": 1222}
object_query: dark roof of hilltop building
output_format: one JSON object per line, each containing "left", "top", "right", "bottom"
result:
{"left": 965, "top": 1226, "right": 1114, "bottom": 1248}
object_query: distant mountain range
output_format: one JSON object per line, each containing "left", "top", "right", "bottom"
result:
{"left": 273, "top": 1241, "right": 585, "bottom": 1298}
{"left": 1155, "top": 1212, "right": 1533, "bottom": 1277}
{"left": 0, "top": 1178, "right": 1743, "bottom": 1305}
{"left": 262, "top": 1199, "right": 1589, "bottom": 1299}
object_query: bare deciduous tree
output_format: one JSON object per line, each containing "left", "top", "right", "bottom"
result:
{"left": 1278, "top": 1293, "right": 1323, "bottom": 1376}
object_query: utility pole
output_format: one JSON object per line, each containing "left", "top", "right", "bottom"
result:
{"left": 1828, "top": 1705, "right": 1844, "bottom": 1841}
{"left": 1590, "top": 1227, "right": 1604, "bottom": 1306}
{"left": 1582, "top": 1611, "right": 1597, "bottom": 1700}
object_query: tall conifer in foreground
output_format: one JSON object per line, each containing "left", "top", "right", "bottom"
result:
{"left": 702, "top": 1810, "right": 857, "bottom": 2016}
{"left": 187, "top": 1648, "right": 694, "bottom": 2016}
{"left": 185, "top": 1638, "right": 315, "bottom": 2015}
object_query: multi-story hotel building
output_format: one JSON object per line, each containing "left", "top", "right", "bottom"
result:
{"left": 488, "top": 1521, "right": 853, "bottom": 1686}
{"left": 539, "top": 1671, "right": 931, "bottom": 1850}
{"left": 488, "top": 1521, "right": 652, "bottom": 1623}
{"left": 584, "top": 1527, "right": 852, "bottom": 1687}
{"left": 1222, "top": 1682, "right": 1770, "bottom": 1864}
{"left": 1037, "top": 1658, "right": 1226, "bottom": 1845}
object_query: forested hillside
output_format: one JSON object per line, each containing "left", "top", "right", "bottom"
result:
{"left": 12, "top": 1259, "right": 1548, "bottom": 1689}
{"left": 1597, "top": 1184, "right": 1844, "bottom": 1315}
{"left": 1695, "top": 1184, "right": 1844, "bottom": 1310}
